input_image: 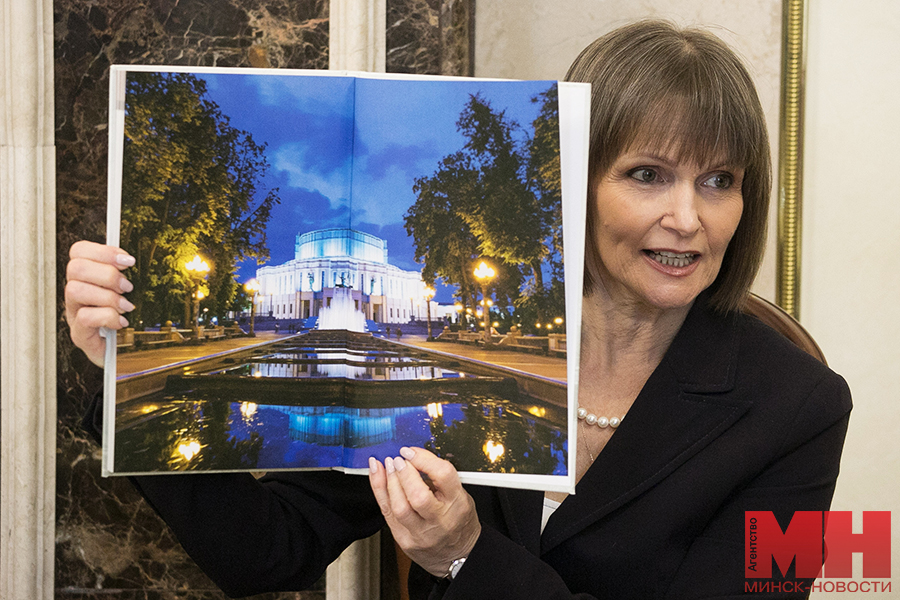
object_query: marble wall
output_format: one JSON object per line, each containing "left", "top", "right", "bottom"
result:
{"left": 54, "top": 0, "right": 473, "bottom": 598}
{"left": 55, "top": 2, "right": 329, "bottom": 598}
{"left": 386, "top": 0, "right": 473, "bottom": 75}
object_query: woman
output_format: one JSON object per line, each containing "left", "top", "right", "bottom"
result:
{"left": 67, "top": 20, "right": 851, "bottom": 599}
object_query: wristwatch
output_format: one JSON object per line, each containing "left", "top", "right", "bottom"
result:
{"left": 446, "top": 557, "right": 466, "bottom": 580}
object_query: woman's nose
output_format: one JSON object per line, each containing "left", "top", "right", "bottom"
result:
{"left": 660, "top": 183, "right": 701, "bottom": 236}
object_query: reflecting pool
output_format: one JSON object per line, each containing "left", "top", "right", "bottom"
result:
{"left": 114, "top": 331, "right": 567, "bottom": 476}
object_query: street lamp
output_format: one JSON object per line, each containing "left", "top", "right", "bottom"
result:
{"left": 185, "top": 254, "right": 210, "bottom": 341}
{"left": 423, "top": 286, "right": 435, "bottom": 340}
{"left": 473, "top": 261, "right": 496, "bottom": 345}
{"left": 244, "top": 279, "right": 260, "bottom": 337}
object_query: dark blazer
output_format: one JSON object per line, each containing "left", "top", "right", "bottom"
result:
{"left": 105, "top": 295, "right": 851, "bottom": 599}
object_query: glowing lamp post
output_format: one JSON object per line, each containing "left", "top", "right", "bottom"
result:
{"left": 185, "top": 255, "right": 210, "bottom": 341}
{"left": 423, "top": 286, "right": 436, "bottom": 340}
{"left": 473, "top": 261, "right": 496, "bottom": 345}
{"left": 483, "top": 440, "right": 505, "bottom": 463}
{"left": 244, "top": 279, "right": 260, "bottom": 337}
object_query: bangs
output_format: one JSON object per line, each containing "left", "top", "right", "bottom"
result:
{"left": 624, "top": 98, "right": 753, "bottom": 172}
{"left": 589, "top": 35, "right": 767, "bottom": 180}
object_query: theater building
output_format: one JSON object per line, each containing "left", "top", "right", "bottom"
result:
{"left": 254, "top": 228, "right": 428, "bottom": 324}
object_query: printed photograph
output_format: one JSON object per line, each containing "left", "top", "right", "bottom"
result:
{"left": 107, "top": 68, "right": 576, "bottom": 486}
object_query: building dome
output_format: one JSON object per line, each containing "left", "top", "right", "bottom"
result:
{"left": 256, "top": 227, "right": 425, "bottom": 325}
{"left": 295, "top": 228, "right": 388, "bottom": 264}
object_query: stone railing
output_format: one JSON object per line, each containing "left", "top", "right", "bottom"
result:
{"left": 435, "top": 327, "right": 566, "bottom": 357}
{"left": 117, "top": 323, "right": 252, "bottom": 351}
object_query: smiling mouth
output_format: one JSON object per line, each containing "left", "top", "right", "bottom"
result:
{"left": 645, "top": 250, "right": 698, "bottom": 268}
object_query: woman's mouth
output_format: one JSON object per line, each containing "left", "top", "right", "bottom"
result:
{"left": 645, "top": 250, "right": 698, "bottom": 268}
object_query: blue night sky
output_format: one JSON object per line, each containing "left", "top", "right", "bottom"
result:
{"left": 194, "top": 72, "right": 557, "bottom": 303}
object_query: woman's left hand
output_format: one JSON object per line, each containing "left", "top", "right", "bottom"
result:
{"left": 369, "top": 447, "right": 481, "bottom": 578}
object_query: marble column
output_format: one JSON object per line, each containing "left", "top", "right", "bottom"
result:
{"left": 330, "top": 0, "right": 386, "bottom": 71}
{"left": 326, "top": 2, "right": 385, "bottom": 596}
{"left": 0, "top": 0, "right": 57, "bottom": 598}
{"left": 326, "top": 535, "right": 381, "bottom": 600}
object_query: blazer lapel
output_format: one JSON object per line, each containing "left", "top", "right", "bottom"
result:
{"left": 497, "top": 486, "right": 544, "bottom": 555}
{"left": 540, "top": 296, "right": 752, "bottom": 554}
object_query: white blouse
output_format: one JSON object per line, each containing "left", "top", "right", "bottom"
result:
{"left": 540, "top": 496, "right": 562, "bottom": 534}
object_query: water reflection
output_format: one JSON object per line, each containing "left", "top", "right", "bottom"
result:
{"left": 116, "top": 394, "right": 566, "bottom": 475}
{"left": 218, "top": 361, "right": 462, "bottom": 381}
{"left": 115, "top": 331, "right": 568, "bottom": 476}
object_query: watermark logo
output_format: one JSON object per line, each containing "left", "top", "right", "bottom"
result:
{"left": 746, "top": 511, "right": 891, "bottom": 593}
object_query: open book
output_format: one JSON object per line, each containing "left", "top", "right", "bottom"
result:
{"left": 103, "top": 66, "right": 589, "bottom": 493}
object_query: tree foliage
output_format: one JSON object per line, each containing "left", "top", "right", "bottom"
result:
{"left": 405, "top": 87, "right": 564, "bottom": 329}
{"left": 120, "top": 72, "right": 279, "bottom": 327}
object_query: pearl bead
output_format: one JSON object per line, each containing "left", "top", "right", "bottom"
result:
{"left": 576, "top": 406, "right": 624, "bottom": 430}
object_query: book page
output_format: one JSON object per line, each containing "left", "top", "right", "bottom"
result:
{"left": 104, "top": 66, "right": 587, "bottom": 493}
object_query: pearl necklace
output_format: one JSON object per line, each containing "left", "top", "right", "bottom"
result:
{"left": 577, "top": 406, "right": 623, "bottom": 429}
{"left": 578, "top": 405, "right": 624, "bottom": 463}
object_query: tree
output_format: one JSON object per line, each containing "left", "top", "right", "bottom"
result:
{"left": 406, "top": 151, "right": 482, "bottom": 311}
{"left": 456, "top": 93, "right": 548, "bottom": 290}
{"left": 405, "top": 86, "right": 563, "bottom": 326}
{"left": 119, "top": 72, "right": 278, "bottom": 327}
{"left": 522, "top": 86, "right": 565, "bottom": 328}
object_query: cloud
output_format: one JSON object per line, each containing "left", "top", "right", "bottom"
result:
{"left": 364, "top": 142, "right": 438, "bottom": 181}
{"left": 252, "top": 73, "right": 355, "bottom": 117}
{"left": 273, "top": 143, "right": 351, "bottom": 210}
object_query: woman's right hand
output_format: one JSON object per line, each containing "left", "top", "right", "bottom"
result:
{"left": 65, "top": 241, "right": 136, "bottom": 367}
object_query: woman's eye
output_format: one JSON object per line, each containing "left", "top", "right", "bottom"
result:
{"left": 702, "top": 173, "right": 734, "bottom": 189}
{"left": 628, "top": 168, "right": 658, "bottom": 183}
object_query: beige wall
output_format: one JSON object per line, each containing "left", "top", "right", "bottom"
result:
{"left": 476, "top": 0, "right": 900, "bottom": 590}
{"left": 803, "top": 1, "right": 900, "bottom": 593}
{"left": 475, "top": 0, "right": 783, "bottom": 300}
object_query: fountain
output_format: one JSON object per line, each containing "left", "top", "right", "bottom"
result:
{"left": 318, "top": 285, "right": 368, "bottom": 332}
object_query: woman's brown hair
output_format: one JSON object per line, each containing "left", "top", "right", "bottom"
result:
{"left": 566, "top": 20, "right": 771, "bottom": 313}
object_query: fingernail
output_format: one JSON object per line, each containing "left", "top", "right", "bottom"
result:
{"left": 394, "top": 457, "right": 406, "bottom": 472}
{"left": 116, "top": 254, "right": 136, "bottom": 267}
{"left": 120, "top": 278, "right": 134, "bottom": 293}
{"left": 385, "top": 457, "right": 395, "bottom": 474}
{"left": 119, "top": 316, "right": 129, "bottom": 328}
{"left": 399, "top": 446, "right": 415, "bottom": 460}
{"left": 119, "top": 297, "right": 135, "bottom": 312}
{"left": 368, "top": 457, "right": 378, "bottom": 474}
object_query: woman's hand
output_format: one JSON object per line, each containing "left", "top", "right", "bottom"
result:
{"left": 369, "top": 447, "right": 481, "bottom": 578}
{"left": 65, "top": 241, "right": 135, "bottom": 367}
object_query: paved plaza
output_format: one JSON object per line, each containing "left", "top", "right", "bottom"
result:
{"left": 116, "top": 332, "right": 568, "bottom": 382}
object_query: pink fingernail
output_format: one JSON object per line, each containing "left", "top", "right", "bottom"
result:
{"left": 385, "top": 457, "right": 395, "bottom": 474}
{"left": 116, "top": 254, "right": 135, "bottom": 267}
{"left": 120, "top": 278, "right": 134, "bottom": 293}
{"left": 119, "top": 298, "right": 135, "bottom": 312}
{"left": 119, "top": 316, "right": 129, "bottom": 328}
{"left": 368, "top": 457, "right": 378, "bottom": 474}
{"left": 399, "top": 446, "right": 415, "bottom": 460}
{"left": 394, "top": 457, "right": 406, "bottom": 472}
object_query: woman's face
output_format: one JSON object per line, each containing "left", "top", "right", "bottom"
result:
{"left": 590, "top": 147, "right": 744, "bottom": 312}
